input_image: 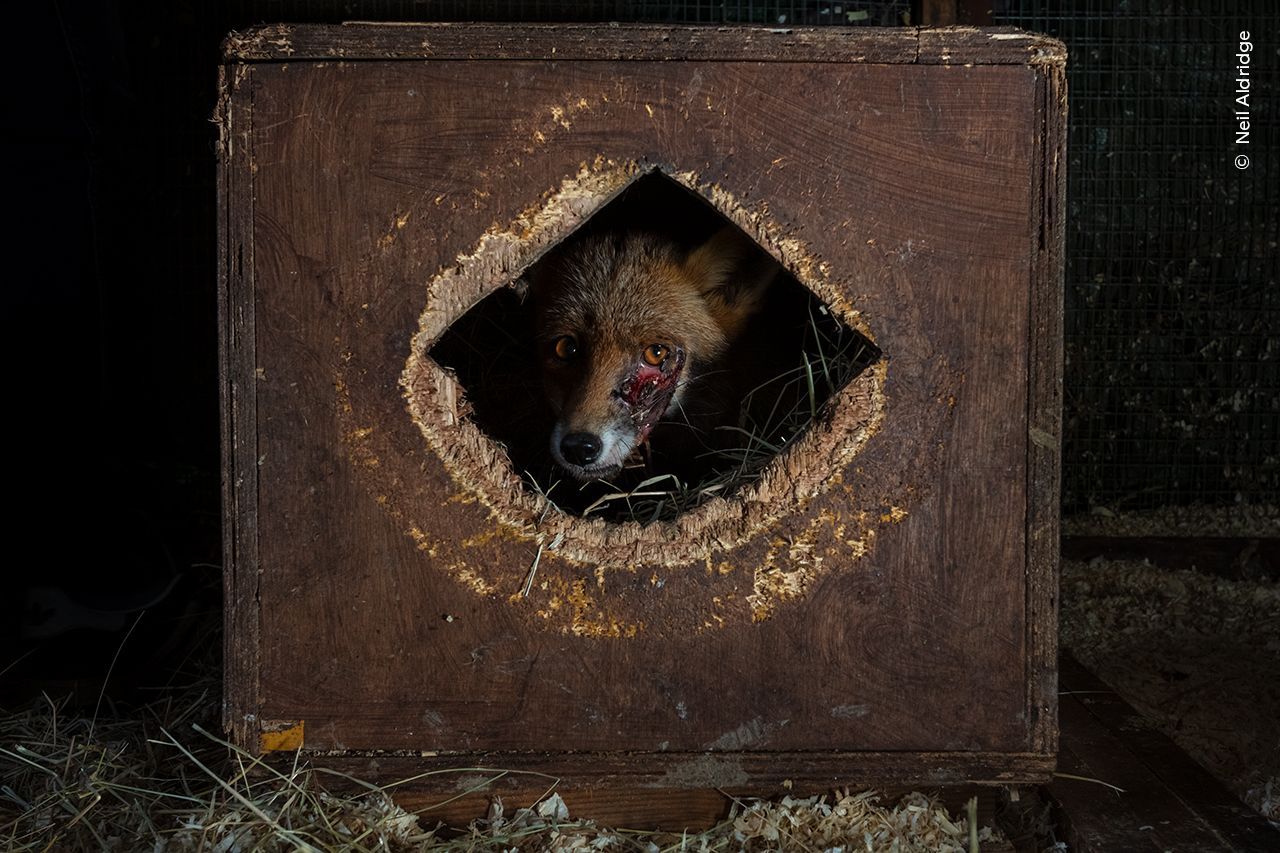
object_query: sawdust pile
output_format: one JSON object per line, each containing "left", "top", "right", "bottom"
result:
{"left": 462, "top": 790, "right": 1002, "bottom": 852}
{"left": 1060, "top": 557, "right": 1280, "bottom": 820}
{"left": 716, "top": 790, "right": 1000, "bottom": 852}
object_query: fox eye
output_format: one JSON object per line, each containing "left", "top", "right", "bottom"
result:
{"left": 553, "top": 335, "right": 578, "bottom": 361}
{"left": 643, "top": 344, "right": 669, "bottom": 367}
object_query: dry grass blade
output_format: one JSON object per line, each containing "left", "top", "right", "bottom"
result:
{"left": 154, "top": 727, "right": 319, "bottom": 851}
{"left": 520, "top": 543, "right": 544, "bottom": 597}
{"left": 1049, "top": 772, "right": 1125, "bottom": 794}
{"left": 2, "top": 684, "right": 1007, "bottom": 851}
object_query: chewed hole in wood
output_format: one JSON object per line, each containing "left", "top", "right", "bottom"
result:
{"left": 428, "top": 171, "right": 880, "bottom": 525}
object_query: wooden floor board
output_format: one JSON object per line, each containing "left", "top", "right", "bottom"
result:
{"left": 1051, "top": 654, "right": 1277, "bottom": 852}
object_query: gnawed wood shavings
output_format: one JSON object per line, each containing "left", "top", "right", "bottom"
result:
{"left": 458, "top": 789, "right": 1006, "bottom": 852}
{"left": 1061, "top": 558, "right": 1280, "bottom": 821}
{"left": 723, "top": 790, "right": 1003, "bottom": 852}
{"left": 452, "top": 793, "right": 647, "bottom": 851}
{"left": 1061, "top": 503, "right": 1279, "bottom": 537}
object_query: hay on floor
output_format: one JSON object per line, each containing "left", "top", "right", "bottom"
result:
{"left": 1, "top": 688, "right": 1005, "bottom": 851}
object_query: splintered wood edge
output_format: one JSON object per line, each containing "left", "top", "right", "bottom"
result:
{"left": 1025, "top": 62, "right": 1067, "bottom": 756}
{"left": 397, "top": 161, "right": 888, "bottom": 577}
{"left": 221, "top": 23, "right": 1066, "bottom": 67}
{"left": 218, "top": 62, "right": 262, "bottom": 749}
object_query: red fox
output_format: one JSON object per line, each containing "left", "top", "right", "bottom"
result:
{"left": 531, "top": 228, "right": 779, "bottom": 482}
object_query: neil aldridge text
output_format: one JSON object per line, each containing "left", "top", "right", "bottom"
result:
{"left": 1235, "top": 31, "right": 1252, "bottom": 145}
{"left": 1234, "top": 31, "right": 1252, "bottom": 169}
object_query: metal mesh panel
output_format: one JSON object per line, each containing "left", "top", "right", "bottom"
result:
{"left": 993, "top": 1, "right": 1279, "bottom": 511}
{"left": 213, "top": 1, "right": 909, "bottom": 25}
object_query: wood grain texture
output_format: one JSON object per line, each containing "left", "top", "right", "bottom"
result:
{"left": 219, "top": 25, "right": 1065, "bottom": 791}
{"left": 1051, "top": 655, "right": 1277, "bottom": 852}
{"left": 1026, "top": 61, "right": 1066, "bottom": 757}
{"left": 217, "top": 63, "right": 260, "bottom": 746}
{"left": 918, "top": 27, "right": 1066, "bottom": 66}
{"left": 297, "top": 751, "right": 1053, "bottom": 795}
{"left": 247, "top": 59, "right": 1030, "bottom": 749}
{"left": 221, "top": 22, "right": 1065, "bottom": 67}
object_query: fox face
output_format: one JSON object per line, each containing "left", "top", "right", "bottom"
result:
{"left": 531, "top": 228, "right": 778, "bottom": 482}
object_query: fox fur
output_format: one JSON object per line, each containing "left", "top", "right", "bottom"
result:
{"left": 530, "top": 228, "right": 779, "bottom": 482}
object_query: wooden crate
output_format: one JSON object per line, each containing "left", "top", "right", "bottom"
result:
{"left": 218, "top": 22, "right": 1066, "bottom": 805}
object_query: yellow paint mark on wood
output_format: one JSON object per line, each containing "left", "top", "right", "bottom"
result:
{"left": 260, "top": 722, "right": 304, "bottom": 752}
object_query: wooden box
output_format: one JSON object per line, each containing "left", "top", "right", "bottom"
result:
{"left": 218, "top": 23, "right": 1066, "bottom": 806}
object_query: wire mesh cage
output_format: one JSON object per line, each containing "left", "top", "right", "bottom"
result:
{"left": 210, "top": 1, "right": 910, "bottom": 25}
{"left": 992, "top": 0, "right": 1279, "bottom": 511}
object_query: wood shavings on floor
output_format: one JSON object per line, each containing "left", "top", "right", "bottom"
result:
{"left": 454, "top": 790, "right": 1005, "bottom": 852}
{"left": 1061, "top": 503, "right": 1279, "bottom": 537}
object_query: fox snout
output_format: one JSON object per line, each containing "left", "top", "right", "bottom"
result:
{"left": 544, "top": 340, "right": 689, "bottom": 480}
{"left": 531, "top": 228, "right": 777, "bottom": 482}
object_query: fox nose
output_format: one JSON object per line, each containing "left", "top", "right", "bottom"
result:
{"left": 560, "top": 432, "right": 602, "bottom": 466}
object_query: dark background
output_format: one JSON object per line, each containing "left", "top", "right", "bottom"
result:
{"left": 5, "top": 1, "right": 1275, "bottom": 700}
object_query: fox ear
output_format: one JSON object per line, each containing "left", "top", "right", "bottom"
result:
{"left": 524, "top": 250, "right": 567, "bottom": 310}
{"left": 684, "top": 227, "right": 779, "bottom": 338}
